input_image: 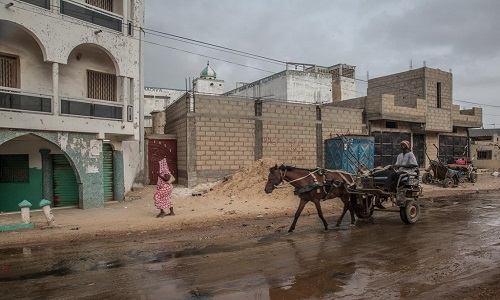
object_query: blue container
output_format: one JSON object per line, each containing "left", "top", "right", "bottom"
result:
{"left": 325, "top": 136, "right": 374, "bottom": 173}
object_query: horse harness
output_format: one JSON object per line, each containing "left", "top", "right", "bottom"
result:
{"left": 277, "top": 168, "right": 351, "bottom": 199}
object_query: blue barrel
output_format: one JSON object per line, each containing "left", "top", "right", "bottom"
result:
{"left": 325, "top": 136, "right": 374, "bottom": 173}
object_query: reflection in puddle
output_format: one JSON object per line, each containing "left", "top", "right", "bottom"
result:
{"left": 0, "top": 267, "right": 72, "bottom": 282}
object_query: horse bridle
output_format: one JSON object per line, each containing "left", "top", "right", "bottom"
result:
{"left": 274, "top": 168, "right": 320, "bottom": 188}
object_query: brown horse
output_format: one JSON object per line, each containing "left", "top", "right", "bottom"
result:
{"left": 264, "top": 164, "right": 356, "bottom": 233}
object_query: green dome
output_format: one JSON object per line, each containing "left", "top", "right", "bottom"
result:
{"left": 200, "top": 62, "right": 216, "bottom": 78}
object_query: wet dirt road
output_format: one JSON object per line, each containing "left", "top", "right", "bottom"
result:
{"left": 1, "top": 192, "right": 499, "bottom": 300}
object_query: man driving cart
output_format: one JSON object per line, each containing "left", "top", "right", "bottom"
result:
{"left": 375, "top": 140, "right": 419, "bottom": 194}
{"left": 347, "top": 138, "right": 423, "bottom": 224}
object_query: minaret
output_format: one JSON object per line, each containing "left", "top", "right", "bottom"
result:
{"left": 192, "top": 62, "right": 225, "bottom": 94}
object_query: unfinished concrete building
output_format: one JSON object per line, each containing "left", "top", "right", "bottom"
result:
{"left": 331, "top": 67, "right": 482, "bottom": 167}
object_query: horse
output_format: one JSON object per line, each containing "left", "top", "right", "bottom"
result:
{"left": 264, "top": 164, "right": 356, "bottom": 233}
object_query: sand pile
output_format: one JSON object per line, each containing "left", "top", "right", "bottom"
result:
{"left": 208, "top": 158, "right": 296, "bottom": 200}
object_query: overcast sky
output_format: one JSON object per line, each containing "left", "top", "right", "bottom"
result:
{"left": 144, "top": 0, "right": 500, "bottom": 128}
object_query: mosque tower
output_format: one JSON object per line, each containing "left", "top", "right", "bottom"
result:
{"left": 192, "top": 62, "right": 225, "bottom": 94}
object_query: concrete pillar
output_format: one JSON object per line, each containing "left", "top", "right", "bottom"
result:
{"left": 123, "top": 0, "right": 129, "bottom": 36}
{"left": 52, "top": 62, "right": 59, "bottom": 115}
{"left": 18, "top": 200, "right": 32, "bottom": 224}
{"left": 39, "top": 149, "right": 53, "bottom": 201}
{"left": 51, "top": 0, "right": 58, "bottom": 13}
{"left": 39, "top": 199, "right": 55, "bottom": 227}
{"left": 121, "top": 76, "right": 128, "bottom": 121}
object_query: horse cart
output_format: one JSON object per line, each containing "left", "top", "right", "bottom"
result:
{"left": 264, "top": 164, "right": 423, "bottom": 233}
{"left": 346, "top": 167, "right": 423, "bottom": 224}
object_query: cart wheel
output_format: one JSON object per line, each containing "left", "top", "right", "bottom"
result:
{"left": 421, "top": 172, "right": 430, "bottom": 184}
{"left": 351, "top": 194, "right": 374, "bottom": 219}
{"left": 400, "top": 200, "right": 420, "bottom": 224}
{"left": 470, "top": 173, "right": 478, "bottom": 183}
{"left": 443, "top": 178, "right": 453, "bottom": 188}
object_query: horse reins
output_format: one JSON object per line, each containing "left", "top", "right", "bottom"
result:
{"left": 274, "top": 168, "right": 323, "bottom": 188}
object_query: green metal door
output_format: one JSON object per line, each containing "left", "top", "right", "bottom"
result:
{"left": 103, "top": 143, "right": 114, "bottom": 202}
{"left": 53, "top": 154, "right": 79, "bottom": 207}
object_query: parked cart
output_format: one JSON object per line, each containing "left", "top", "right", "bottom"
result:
{"left": 421, "top": 144, "right": 461, "bottom": 188}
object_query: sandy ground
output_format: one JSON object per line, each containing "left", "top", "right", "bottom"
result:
{"left": 1, "top": 159, "right": 499, "bottom": 246}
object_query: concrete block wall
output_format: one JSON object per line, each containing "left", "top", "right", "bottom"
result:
{"left": 365, "top": 94, "right": 382, "bottom": 116}
{"left": 194, "top": 97, "right": 256, "bottom": 183}
{"left": 369, "top": 120, "right": 415, "bottom": 132}
{"left": 367, "top": 67, "right": 453, "bottom": 111}
{"left": 381, "top": 94, "right": 427, "bottom": 120}
{"left": 151, "top": 111, "right": 166, "bottom": 134}
{"left": 329, "top": 96, "right": 366, "bottom": 109}
{"left": 425, "top": 68, "right": 453, "bottom": 109}
{"left": 452, "top": 106, "right": 482, "bottom": 127}
{"left": 425, "top": 133, "right": 439, "bottom": 166}
{"left": 321, "top": 106, "right": 366, "bottom": 166}
{"left": 261, "top": 102, "right": 318, "bottom": 167}
{"left": 164, "top": 94, "right": 367, "bottom": 186}
{"left": 321, "top": 106, "right": 365, "bottom": 136}
{"left": 164, "top": 96, "right": 188, "bottom": 185}
{"left": 368, "top": 68, "right": 426, "bottom": 105}
{"left": 426, "top": 107, "right": 452, "bottom": 132}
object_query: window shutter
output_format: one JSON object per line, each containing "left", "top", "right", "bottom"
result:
{"left": 0, "top": 55, "right": 18, "bottom": 88}
{"left": 87, "top": 70, "right": 116, "bottom": 101}
{"left": 85, "top": 0, "right": 113, "bottom": 12}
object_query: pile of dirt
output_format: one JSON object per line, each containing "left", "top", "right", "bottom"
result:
{"left": 208, "top": 158, "right": 296, "bottom": 201}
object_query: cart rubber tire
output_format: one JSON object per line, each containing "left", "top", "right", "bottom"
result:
{"left": 421, "top": 172, "right": 430, "bottom": 184}
{"left": 400, "top": 200, "right": 420, "bottom": 224}
{"left": 351, "top": 194, "right": 374, "bottom": 219}
{"left": 470, "top": 173, "right": 478, "bottom": 183}
{"left": 443, "top": 178, "right": 453, "bottom": 188}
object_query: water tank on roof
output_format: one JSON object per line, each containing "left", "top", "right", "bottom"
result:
{"left": 325, "top": 136, "right": 374, "bottom": 173}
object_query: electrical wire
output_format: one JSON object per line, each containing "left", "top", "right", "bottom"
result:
{"left": 0, "top": 0, "right": 282, "bottom": 74}
{"left": 2, "top": 0, "right": 498, "bottom": 110}
{"left": 143, "top": 28, "right": 286, "bottom": 65}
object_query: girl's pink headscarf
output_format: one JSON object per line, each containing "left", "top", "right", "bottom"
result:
{"left": 159, "top": 158, "right": 171, "bottom": 176}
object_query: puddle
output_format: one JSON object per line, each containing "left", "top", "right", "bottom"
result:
{"left": 1, "top": 192, "right": 499, "bottom": 299}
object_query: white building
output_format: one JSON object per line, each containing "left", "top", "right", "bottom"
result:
{"left": 143, "top": 63, "right": 224, "bottom": 134}
{"left": 469, "top": 128, "right": 500, "bottom": 171}
{"left": 0, "top": 0, "right": 144, "bottom": 212}
{"left": 143, "top": 87, "right": 184, "bottom": 133}
{"left": 225, "top": 63, "right": 356, "bottom": 103}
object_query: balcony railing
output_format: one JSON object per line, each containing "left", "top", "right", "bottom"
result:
{"left": 60, "top": 98, "right": 122, "bottom": 120}
{"left": 0, "top": 90, "right": 51, "bottom": 113}
{"left": 19, "top": 0, "right": 50, "bottom": 9}
{"left": 60, "top": 0, "right": 122, "bottom": 32}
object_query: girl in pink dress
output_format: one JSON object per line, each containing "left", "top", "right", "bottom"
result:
{"left": 153, "top": 158, "right": 174, "bottom": 217}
